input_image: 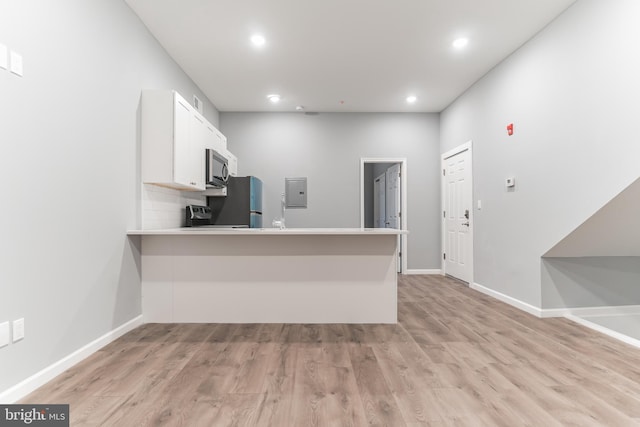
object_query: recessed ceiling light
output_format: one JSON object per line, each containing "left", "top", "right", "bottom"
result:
{"left": 406, "top": 95, "right": 417, "bottom": 104}
{"left": 452, "top": 37, "right": 469, "bottom": 49}
{"left": 251, "top": 34, "right": 266, "bottom": 47}
{"left": 295, "top": 105, "right": 305, "bottom": 111}
{"left": 267, "top": 94, "right": 280, "bottom": 103}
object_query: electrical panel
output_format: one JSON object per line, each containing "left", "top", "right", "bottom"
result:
{"left": 285, "top": 177, "right": 307, "bottom": 208}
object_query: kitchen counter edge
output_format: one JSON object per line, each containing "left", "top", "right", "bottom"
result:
{"left": 127, "top": 228, "right": 408, "bottom": 236}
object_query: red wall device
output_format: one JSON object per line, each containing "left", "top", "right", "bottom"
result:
{"left": 507, "top": 123, "right": 514, "bottom": 136}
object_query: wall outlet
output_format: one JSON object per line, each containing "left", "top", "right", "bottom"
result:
{"left": 0, "top": 322, "right": 9, "bottom": 348}
{"left": 12, "top": 318, "right": 24, "bottom": 342}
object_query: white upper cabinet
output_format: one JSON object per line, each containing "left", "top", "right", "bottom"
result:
{"left": 141, "top": 90, "right": 208, "bottom": 191}
{"left": 189, "top": 110, "right": 209, "bottom": 190}
{"left": 141, "top": 90, "right": 235, "bottom": 192}
{"left": 205, "top": 122, "right": 227, "bottom": 153}
{"left": 173, "top": 94, "right": 201, "bottom": 189}
{"left": 225, "top": 150, "right": 238, "bottom": 177}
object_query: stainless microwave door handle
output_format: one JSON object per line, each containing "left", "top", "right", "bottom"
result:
{"left": 188, "top": 205, "right": 195, "bottom": 219}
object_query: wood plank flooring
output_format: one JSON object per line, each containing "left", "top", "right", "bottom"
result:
{"left": 22, "top": 275, "right": 640, "bottom": 426}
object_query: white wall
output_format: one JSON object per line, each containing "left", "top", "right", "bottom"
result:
{"left": 220, "top": 113, "right": 441, "bottom": 270}
{"left": 544, "top": 177, "right": 640, "bottom": 257}
{"left": 0, "top": 0, "right": 217, "bottom": 394}
{"left": 440, "top": 0, "right": 640, "bottom": 306}
{"left": 542, "top": 257, "right": 640, "bottom": 309}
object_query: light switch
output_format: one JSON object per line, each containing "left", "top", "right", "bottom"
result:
{"left": 506, "top": 177, "right": 515, "bottom": 188}
{"left": 0, "top": 322, "right": 9, "bottom": 348}
{"left": 0, "top": 43, "right": 7, "bottom": 70}
{"left": 10, "top": 50, "right": 23, "bottom": 76}
{"left": 477, "top": 200, "right": 482, "bottom": 210}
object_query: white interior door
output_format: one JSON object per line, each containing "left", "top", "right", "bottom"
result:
{"left": 443, "top": 147, "right": 472, "bottom": 282}
{"left": 385, "top": 164, "right": 401, "bottom": 229}
{"left": 373, "top": 173, "right": 386, "bottom": 228}
{"left": 385, "top": 164, "right": 402, "bottom": 272}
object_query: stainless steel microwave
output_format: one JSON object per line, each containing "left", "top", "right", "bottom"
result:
{"left": 205, "top": 149, "right": 229, "bottom": 188}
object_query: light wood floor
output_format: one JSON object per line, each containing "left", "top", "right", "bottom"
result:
{"left": 23, "top": 275, "right": 640, "bottom": 426}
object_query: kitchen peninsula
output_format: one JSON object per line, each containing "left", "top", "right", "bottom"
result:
{"left": 127, "top": 228, "right": 407, "bottom": 324}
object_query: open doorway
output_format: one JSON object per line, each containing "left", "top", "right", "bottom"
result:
{"left": 360, "top": 158, "right": 407, "bottom": 273}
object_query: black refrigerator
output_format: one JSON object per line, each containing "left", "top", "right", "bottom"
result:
{"left": 208, "top": 176, "right": 263, "bottom": 228}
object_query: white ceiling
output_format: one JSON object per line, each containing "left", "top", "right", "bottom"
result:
{"left": 125, "top": 0, "right": 576, "bottom": 113}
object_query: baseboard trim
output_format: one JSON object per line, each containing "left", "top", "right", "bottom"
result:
{"left": 470, "top": 282, "right": 543, "bottom": 318}
{"left": 470, "top": 282, "right": 640, "bottom": 321}
{"left": 404, "top": 269, "right": 443, "bottom": 275}
{"left": 539, "top": 308, "right": 572, "bottom": 318}
{"left": 541, "top": 305, "right": 640, "bottom": 318}
{"left": 0, "top": 315, "right": 143, "bottom": 403}
{"left": 565, "top": 314, "right": 640, "bottom": 350}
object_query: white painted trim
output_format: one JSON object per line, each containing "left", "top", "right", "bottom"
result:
{"left": 470, "top": 282, "right": 543, "bottom": 318}
{"left": 565, "top": 314, "right": 640, "bottom": 350}
{"left": 441, "top": 141, "right": 474, "bottom": 283}
{"left": 442, "top": 141, "right": 472, "bottom": 161}
{"left": 405, "top": 269, "right": 443, "bottom": 275}
{"left": 539, "top": 308, "right": 572, "bottom": 318}
{"left": 0, "top": 315, "right": 143, "bottom": 403}
{"left": 359, "top": 158, "right": 408, "bottom": 273}
{"left": 470, "top": 281, "right": 640, "bottom": 322}
{"left": 540, "top": 305, "right": 640, "bottom": 319}
{"left": 572, "top": 305, "right": 640, "bottom": 317}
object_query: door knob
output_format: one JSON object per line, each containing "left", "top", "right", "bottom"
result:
{"left": 462, "top": 222, "right": 470, "bottom": 227}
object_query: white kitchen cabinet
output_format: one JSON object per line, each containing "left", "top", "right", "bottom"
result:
{"left": 225, "top": 150, "right": 238, "bottom": 177}
{"left": 205, "top": 123, "right": 227, "bottom": 153}
{"left": 141, "top": 90, "right": 205, "bottom": 191}
{"left": 189, "top": 111, "right": 206, "bottom": 189}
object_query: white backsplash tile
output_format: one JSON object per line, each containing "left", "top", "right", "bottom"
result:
{"left": 142, "top": 184, "right": 205, "bottom": 229}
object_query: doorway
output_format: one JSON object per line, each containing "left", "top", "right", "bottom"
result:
{"left": 361, "top": 158, "right": 407, "bottom": 273}
{"left": 441, "top": 141, "right": 473, "bottom": 283}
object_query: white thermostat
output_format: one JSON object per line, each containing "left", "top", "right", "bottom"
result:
{"left": 506, "top": 177, "right": 516, "bottom": 188}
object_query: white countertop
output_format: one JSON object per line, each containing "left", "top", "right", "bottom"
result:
{"left": 127, "top": 227, "right": 408, "bottom": 236}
